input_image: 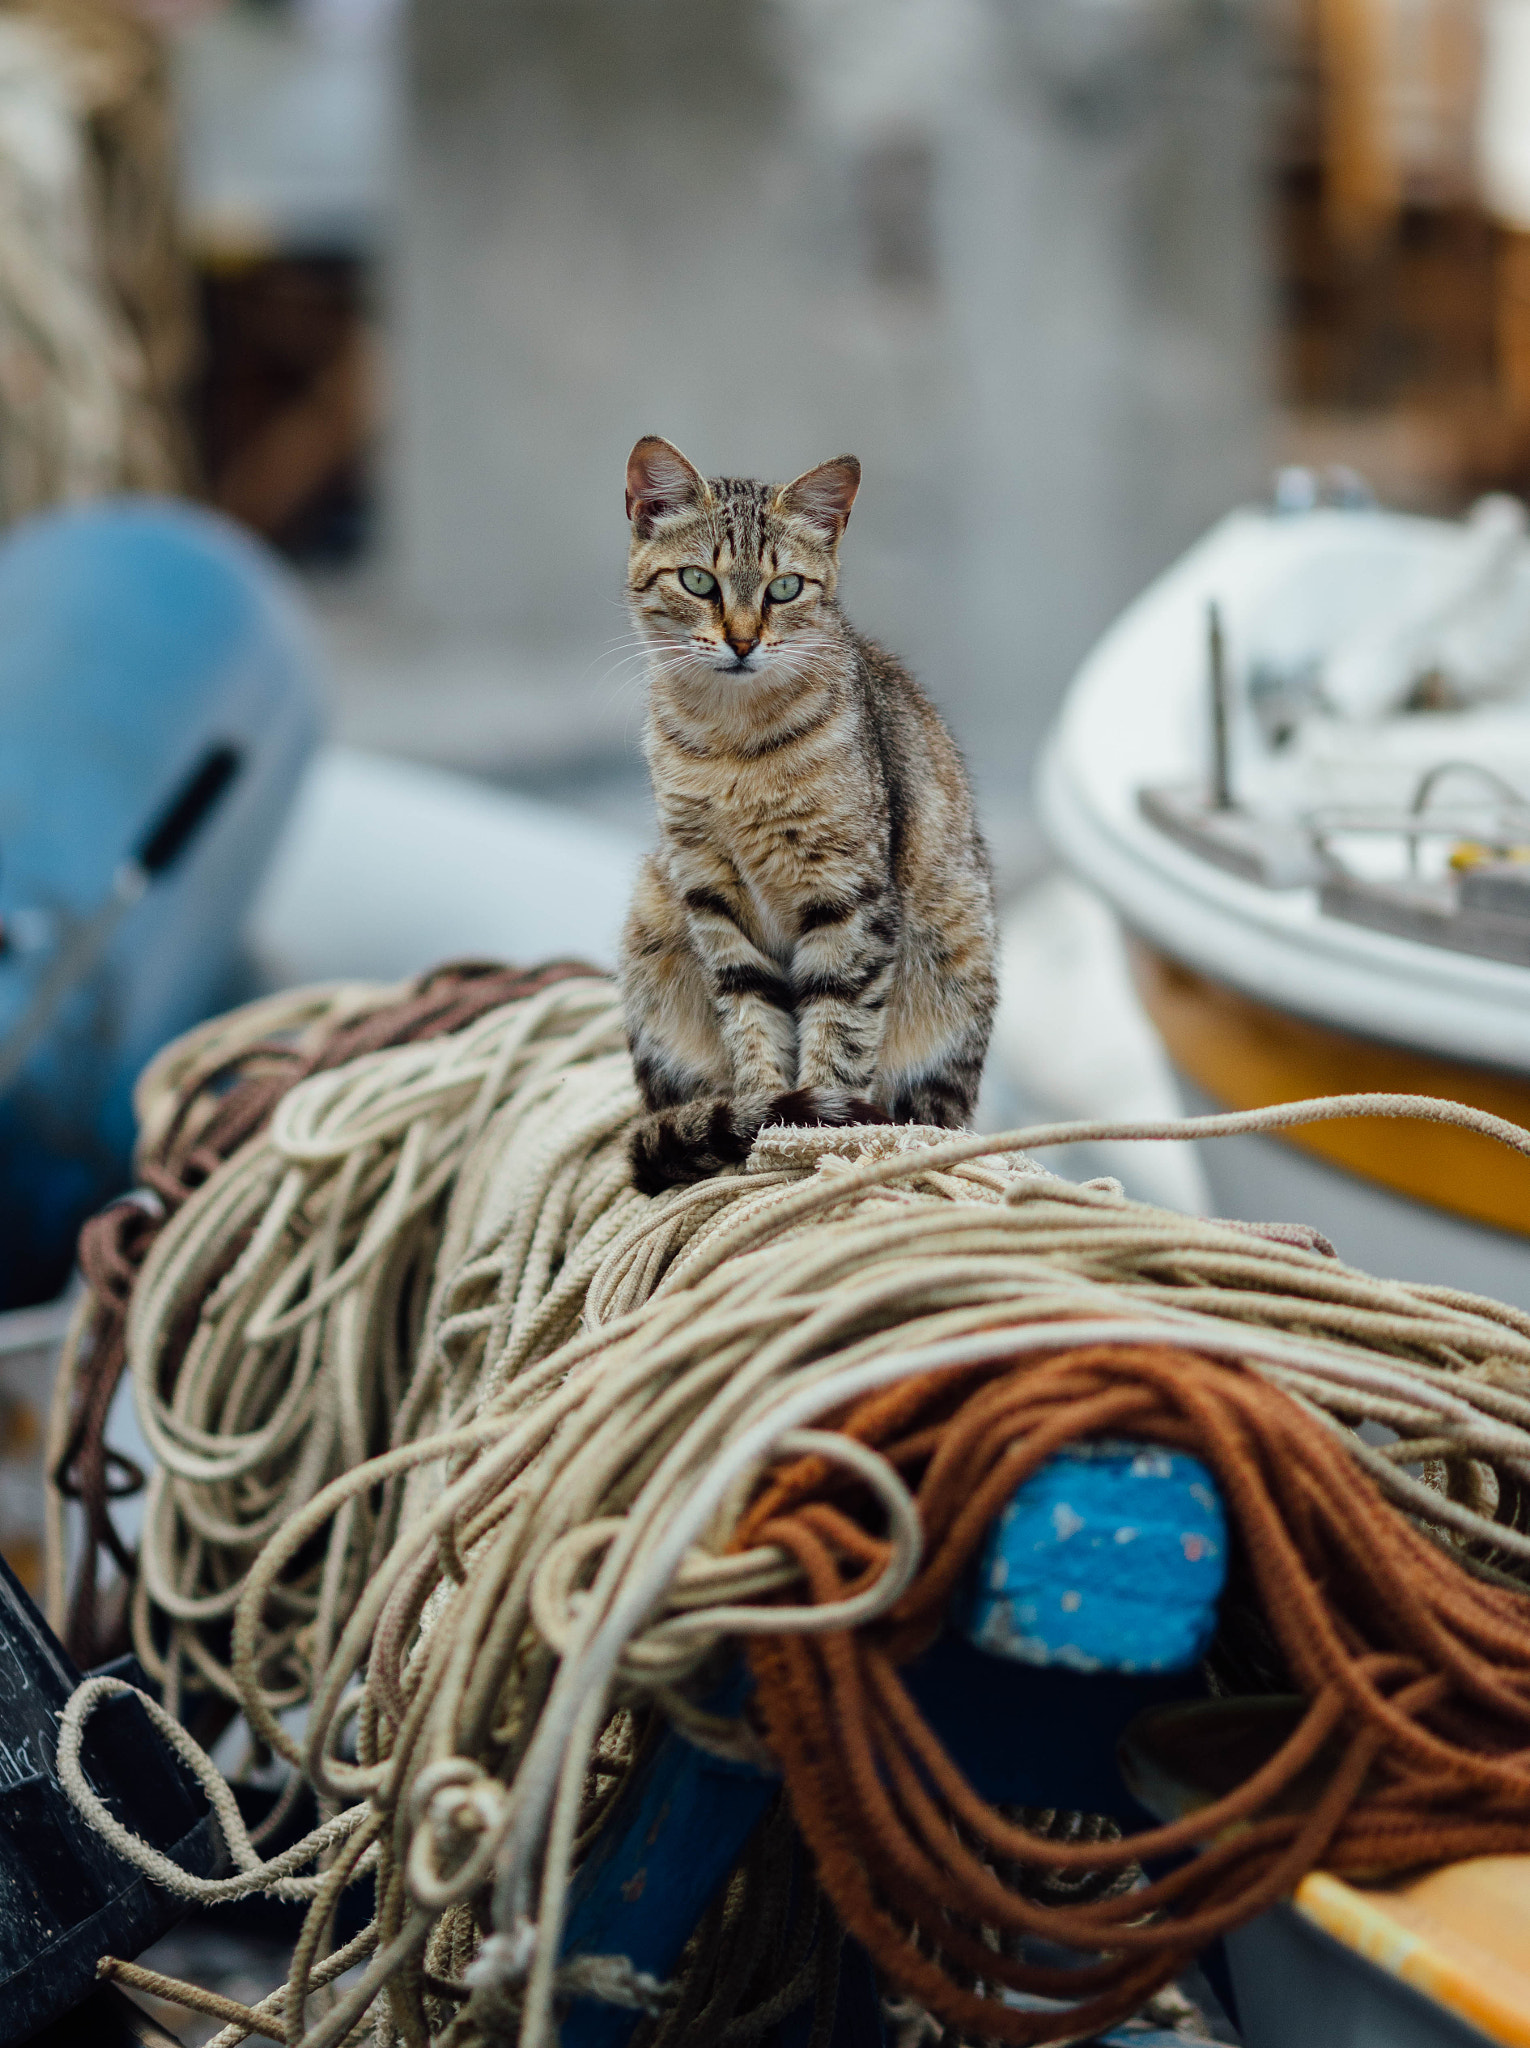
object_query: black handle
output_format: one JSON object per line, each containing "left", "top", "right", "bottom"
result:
{"left": 133, "top": 744, "right": 242, "bottom": 878}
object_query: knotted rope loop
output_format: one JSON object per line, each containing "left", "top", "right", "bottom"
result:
{"left": 406, "top": 1758, "right": 515, "bottom": 1915}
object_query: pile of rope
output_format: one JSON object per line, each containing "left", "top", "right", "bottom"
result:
{"left": 44, "top": 967, "right": 1530, "bottom": 2048}
{"left": 46, "top": 957, "right": 594, "bottom": 1669}
{"left": 0, "top": 0, "right": 192, "bottom": 523}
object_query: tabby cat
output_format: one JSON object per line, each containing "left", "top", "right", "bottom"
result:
{"left": 620, "top": 435, "right": 997, "bottom": 1194}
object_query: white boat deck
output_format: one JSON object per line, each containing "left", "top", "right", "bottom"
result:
{"left": 1040, "top": 506, "right": 1530, "bottom": 1075}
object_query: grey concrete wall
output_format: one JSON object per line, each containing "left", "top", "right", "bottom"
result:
{"left": 389, "top": 0, "right": 1271, "bottom": 812}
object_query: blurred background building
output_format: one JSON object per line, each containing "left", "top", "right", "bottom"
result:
{"left": 4, "top": 0, "right": 1530, "bottom": 857}
{"left": 387, "top": 0, "right": 1266, "bottom": 871}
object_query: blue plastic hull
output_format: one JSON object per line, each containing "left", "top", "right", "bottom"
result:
{"left": 0, "top": 499, "right": 321, "bottom": 1308}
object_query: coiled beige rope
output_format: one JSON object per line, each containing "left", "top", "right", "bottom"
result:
{"left": 51, "top": 975, "right": 1530, "bottom": 2048}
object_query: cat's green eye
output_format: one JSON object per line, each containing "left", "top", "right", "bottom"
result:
{"left": 679, "top": 566, "right": 718, "bottom": 598}
{"left": 767, "top": 574, "right": 804, "bottom": 603}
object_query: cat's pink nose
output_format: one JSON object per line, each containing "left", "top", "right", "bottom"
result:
{"left": 726, "top": 633, "right": 758, "bottom": 660}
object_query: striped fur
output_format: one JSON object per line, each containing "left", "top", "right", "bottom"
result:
{"left": 620, "top": 436, "right": 997, "bottom": 1192}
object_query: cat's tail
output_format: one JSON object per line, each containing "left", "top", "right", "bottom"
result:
{"left": 629, "top": 1088, "right": 890, "bottom": 1196}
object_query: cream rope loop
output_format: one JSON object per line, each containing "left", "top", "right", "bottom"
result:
{"left": 44, "top": 975, "right": 1530, "bottom": 2048}
{"left": 55, "top": 1677, "right": 370, "bottom": 1904}
{"left": 406, "top": 1758, "right": 514, "bottom": 1914}
{"left": 527, "top": 1429, "right": 922, "bottom": 1665}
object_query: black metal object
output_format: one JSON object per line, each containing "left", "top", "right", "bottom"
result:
{"left": 0, "top": 1555, "right": 219, "bottom": 2044}
{"left": 1207, "top": 601, "right": 1233, "bottom": 812}
{"left": 133, "top": 746, "right": 243, "bottom": 881}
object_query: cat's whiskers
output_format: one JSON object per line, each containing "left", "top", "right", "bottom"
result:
{"left": 596, "top": 650, "right": 675, "bottom": 710}
{"left": 597, "top": 649, "right": 664, "bottom": 684}
{"left": 595, "top": 632, "right": 669, "bottom": 671}
{"left": 602, "top": 652, "right": 711, "bottom": 743}
{"left": 639, "top": 656, "right": 722, "bottom": 693}
{"left": 610, "top": 629, "right": 703, "bottom": 678}
{"left": 754, "top": 637, "right": 842, "bottom": 690}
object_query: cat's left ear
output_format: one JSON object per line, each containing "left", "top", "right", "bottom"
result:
{"left": 626, "top": 436, "right": 709, "bottom": 533}
{"left": 776, "top": 456, "right": 861, "bottom": 544}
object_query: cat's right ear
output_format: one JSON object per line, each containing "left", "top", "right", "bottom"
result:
{"left": 776, "top": 456, "right": 861, "bottom": 543}
{"left": 626, "top": 437, "right": 708, "bottom": 535}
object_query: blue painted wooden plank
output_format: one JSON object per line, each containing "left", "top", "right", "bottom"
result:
{"left": 559, "top": 1716, "right": 777, "bottom": 2048}
{"left": 961, "top": 1440, "right": 1227, "bottom": 1675}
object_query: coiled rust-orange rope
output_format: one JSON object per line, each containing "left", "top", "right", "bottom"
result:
{"left": 740, "top": 1342, "right": 1530, "bottom": 2044}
